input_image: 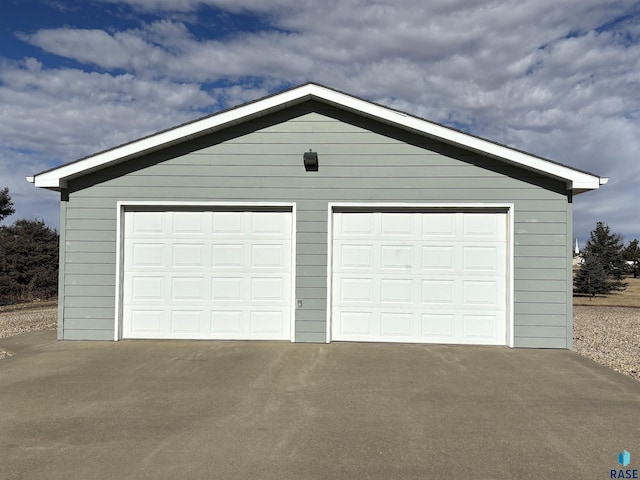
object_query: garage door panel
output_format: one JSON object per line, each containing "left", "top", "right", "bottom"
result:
{"left": 173, "top": 211, "right": 207, "bottom": 234}
{"left": 251, "top": 244, "right": 285, "bottom": 268}
{"left": 250, "top": 311, "right": 286, "bottom": 334}
{"left": 251, "top": 212, "right": 290, "bottom": 236}
{"left": 335, "top": 212, "right": 376, "bottom": 237}
{"left": 171, "top": 276, "right": 205, "bottom": 301}
{"left": 463, "top": 213, "right": 505, "bottom": 239}
{"left": 130, "top": 242, "right": 165, "bottom": 268}
{"left": 338, "top": 311, "right": 373, "bottom": 336}
{"left": 421, "top": 246, "right": 456, "bottom": 271}
{"left": 380, "top": 312, "right": 413, "bottom": 336}
{"left": 210, "top": 310, "right": 243, "bottom": 334}
{"left": 170, "top": 310, "right": 203, "bottom": 334}
{"left": 337, "top": 243, "right": 374, "bottom": 270}
{"left": 130, "top": 276, "right": 164, "bottom": 301}
{"left": 381, "top": 213, "right": 413, "bottom": 236}
{"left": 462, "top": 313, "right": 503, "bottom": 343}
{"left": 123, "top": 209, "right": 292, "bottom": 340}
{"left": 380, "top": 245, "right": 413, "bottom": 270}
{"left": 420, "top": 313, "right": 455, "bottom": 339}
{"left": 462, "top": 280, "right": 503, "bottom": 307}
{"left": 421, "top": 279, "right": 456, "bottom": 305}
{"left": 212, "top": 244, "right": 244, "bottom": 268}
{"left": 380, "top": 279, "right": 413, "bottom": 304}
{"left": 339, "top": 278, "right": 374, "bottom": 303}
{"left": 211, "top": 277, "right": 245, "bottom": 302}
{"left": 462, "top": 244, "right": 505, "bottom": 273}
{"left": 463, "top": 246, "right": 498, "bottom": 273}
{"left": 421, "top": 214, "right": 456, "bottom": 237}
{"left": 129, "top": 309, "right": 164, "bottom": 334}
{"left": 130, "top": 211, "right": 164, "bottom": 234}
{"left": 172, "top": 243, "right": 205, "bottom": 267}
{"left": 212, "top": 212, "right": 244, "bottom": 235}
{"left": 332, "top": 211, "right": 507, "bottom": 345}
{"left": 250, "top": 277, "right": 286, "bottom": 302}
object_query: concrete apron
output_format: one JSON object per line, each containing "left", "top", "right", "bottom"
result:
{"left": 1, "top": 331, "right": 639, "bottom": 480}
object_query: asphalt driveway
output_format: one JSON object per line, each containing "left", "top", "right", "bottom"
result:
{"left": 1, "top": 331, "right": 639, "bottom": 480}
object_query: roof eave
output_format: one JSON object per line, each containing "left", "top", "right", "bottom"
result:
{"left": 570, "top": 177, "right": 607, "bottom": 195}
{"left": 29, "top": 83, "right": 605, "bottom": 193}
{"left": 32, "top": 87, "right": 318, "bottom": 189}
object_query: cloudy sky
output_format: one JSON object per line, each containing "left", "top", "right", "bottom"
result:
{"left": 1, "top": 0, "right": 639, "bottom": 245}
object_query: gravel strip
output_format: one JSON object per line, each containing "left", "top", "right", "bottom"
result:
{"left": 1, "top": 304, "right": 639, "bottom": 382}
{"left": 573, "top": 306, "right": 640, "bottom": 381}
{"left": 0, "top": 305, "right": 57, "bottom": 359}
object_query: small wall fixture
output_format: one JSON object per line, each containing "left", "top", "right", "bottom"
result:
{"left": 303, "top": 150, "right": 318, "bottom": 171}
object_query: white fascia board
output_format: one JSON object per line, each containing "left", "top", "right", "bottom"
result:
{"left": 33, "top": 86, "right": 317, "bottom": 188}
{"left": 310, "top": 86, "right": 602, "bottom": 191}
{"left": 32, "top": 83, "right": 602, "bottom": 192}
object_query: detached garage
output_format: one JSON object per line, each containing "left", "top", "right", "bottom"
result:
{"left": 28, "top": 83, "right": 606, "bottom": 348}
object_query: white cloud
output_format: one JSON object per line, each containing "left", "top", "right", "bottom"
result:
{"left": 0, "top": 58, "right": 216, "bottom": 159}
{"left": 2, "top": 0, "right": 639, "bottom": 241}
{"left": 96, "top": 0, "right": 302, "bottom": 14}
{"left": 0, "top": 148, "right": 59, "bottom": 228}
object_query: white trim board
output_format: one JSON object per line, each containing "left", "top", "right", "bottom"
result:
{"left": 326, "top": 202, "right": 515, "bottom": 347}
{"left": 29, "top": 83, "right": 605, "bottom": 193}
{"left": 114, "top": 201, "right": 297, "bottom": 342}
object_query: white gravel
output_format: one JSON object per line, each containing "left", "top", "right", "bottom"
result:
{"left": 573, "top": 305, "right": 640, "bottom": 381}
{"left": 0, "top": 304, "right": 57, "bottom": 359}
{"left": 1, "top": 304, "right": 639, "bottom": 381}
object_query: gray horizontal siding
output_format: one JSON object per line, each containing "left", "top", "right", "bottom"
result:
{"left": 61, "top": 102, "right": 571, "bottom": 347}
{"left": 65, "top": 273, "right": 115, "bottom": 286}
{"left": 65, "top": 241, "right": 116, "bottom": 253}
{"left": 517, "top": 314, "right": 569, "bottom": 326}
{"left": 65, "top": 306, "right": 115, "bottom": 318}
{"left": 65, "top": 296, "right": 115, "bottom": 308}
{"left": 517, "top": 268, "right": 567, "bottom": 280}
{"left": 515, "top": 291, "right": 567, "bottom": 304}
{"left": 515, "top": 280, "right": 566, "bottom": 292}
{"left": 65, "top": 263, "right": 115, "bottom": 275}
{"left": 515, "top": 303, "right": 566, "bottom": 315}
{"left": 70, "top": 174, "right": 562, "bottom": 190}
{"left": 295, "top": 332, "right": 322, "bottom": 343}
{"left": 515, "top": 257, "right": 566, "bottom": 269}
{"left": 514, "top": 337, "right": 568, "bottom": 349}
{"left": 63, "top": 330, "right": 113, "bottom": 341}
{"left": 68, "top": 188, "right": 563, "bottom": 203}
{"left": 64, "top": 317, "right": 114, "bottom": 330}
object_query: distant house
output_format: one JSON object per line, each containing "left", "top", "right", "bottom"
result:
{"left": 28, "top": 83, "right": 607, "bottom": 348}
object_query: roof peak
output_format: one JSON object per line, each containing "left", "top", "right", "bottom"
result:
{"left": 29, "top": 82, "right": 606, "bottom": 193}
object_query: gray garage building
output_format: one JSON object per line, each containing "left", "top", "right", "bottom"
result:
{"left": 29, "top": 83, "right": 606, "bottom": 348}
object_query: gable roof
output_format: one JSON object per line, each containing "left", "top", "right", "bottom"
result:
{"left": 28, "top": 82, "right": 607, "bottom": 194}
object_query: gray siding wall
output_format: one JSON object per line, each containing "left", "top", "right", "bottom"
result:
{"left": 62, "top": 101, "right": 571, "bottom": 347}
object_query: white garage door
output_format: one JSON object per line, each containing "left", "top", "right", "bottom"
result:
{"left": 331, "top": 211, "right": 507, "bottom": 345}
{"left": 122, "top": 209, "right": 293, "bottom": 340}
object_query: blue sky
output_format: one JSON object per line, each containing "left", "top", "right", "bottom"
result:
{"left": 1, "top": 0, "right": 639, "bottom": 245}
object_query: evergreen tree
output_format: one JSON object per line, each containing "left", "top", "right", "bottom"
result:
{"left": 574, "top": 252, "right": 609, "bottom": 297}
{"left": 583, "top": 222, "right": 625, "bottom": 279}
{"left": 624, "top": 239, "right": 640, "bottom": 278}
{"left": 574, "top": 222, "right": 627, "bottom": 295}
{"left": 0, "top": 219, "right": 59, "bottom": 305}
{"left": 0, "top": 187, "right": 14, "bottom": 221}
